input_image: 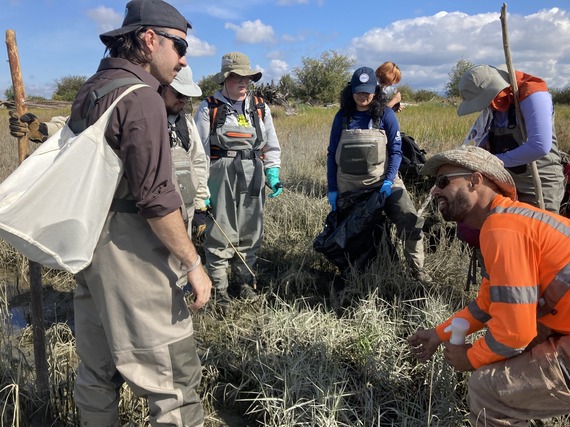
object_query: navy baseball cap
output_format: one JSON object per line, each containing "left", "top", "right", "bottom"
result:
{"left": 351, "top": 67, "right": 377, "bottom": 94}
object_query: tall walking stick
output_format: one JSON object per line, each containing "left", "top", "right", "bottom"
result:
{"left": 5, "top": 29, "right": 50, "bottom": 403}
{"left": 500, "top": 3, "right": 545, "bottom": 209}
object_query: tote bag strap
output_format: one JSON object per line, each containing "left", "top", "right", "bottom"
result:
{"left": 87, "top": 83, "right": 149, "bottom": 132}
{"left": 68, "top": 82, "right": 149, "bottom": 134}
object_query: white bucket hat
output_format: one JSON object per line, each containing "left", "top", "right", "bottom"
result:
{"left": 170, "top": 66, "right": 201, "bottom": 97}
{"left": 420, "top": 146, "right": 517, "bottom": 200}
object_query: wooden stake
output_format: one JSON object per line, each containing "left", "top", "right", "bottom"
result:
{"left": 5, "top": 30, "right": 29, "bottom": 163}
{"left": 5, "top": 29, "right": 50, "bottom": 404}
{"left": 500, "top": 4, "right": 545, "bottom": 209}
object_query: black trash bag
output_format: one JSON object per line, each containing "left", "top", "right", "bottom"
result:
{"left": 313, "top": 188, "right": 393, "bottom": 272}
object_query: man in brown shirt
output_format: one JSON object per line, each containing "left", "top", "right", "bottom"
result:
{"left": 69, "top": 1, "right": 211, "bottom": 425}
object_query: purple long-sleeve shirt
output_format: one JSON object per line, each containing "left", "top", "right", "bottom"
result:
{"left": 493, "top": 91, "right": 554, "bottom": 167}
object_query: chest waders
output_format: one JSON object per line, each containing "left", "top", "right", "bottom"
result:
{"left": 204, "top": 96, "right": 268, "bottom": 297}
{"left": 103, "top": 118, "right": 195, "bottom": 223}
{"left": 208, "top": 96, "right": 267, "bottom": 198}
{"left": 489, "top": 105, "right": 564, "bottom": 211}
{"left": 169, "top": 119, "right": 198, "bottom": 223}
{"left": 335, "top": 127, "right": 388, "bottom": 195}
{"left": 72, "top": 79, "right": 202, "bottom": 427}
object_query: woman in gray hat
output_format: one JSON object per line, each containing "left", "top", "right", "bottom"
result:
{"left": 194, "top": 52, "right": 282, "bottom": 304}
{"left": 458, "top": 64, "right": 564, "bottom": 213}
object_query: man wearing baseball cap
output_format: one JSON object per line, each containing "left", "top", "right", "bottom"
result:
{"left": 69, "top": 1, "right": 211, "bottom": 425}
{"left": 409, "top": 146, "right": 570, "bottom": 426}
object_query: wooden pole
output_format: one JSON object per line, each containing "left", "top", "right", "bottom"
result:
{"left": 500, "top": 4, "right": 545, "bottom": 209}
{"left": 5, "top": 29, "right": 50, "bottom": 404}
{"left": 5, "top": 30, "right": 28, "bottom": 163}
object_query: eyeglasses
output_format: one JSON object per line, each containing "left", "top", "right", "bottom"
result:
{"left": 227, "top": 74, "right": 251, "bottom": 83}
{"left": 154, "top": 30, "right": 188, "bottom": 58}
{"left": 435, "top": 172, "right": 472, "bottom": 189}
{"left": 169, "top": 86, "right": 189, "bottom": 100}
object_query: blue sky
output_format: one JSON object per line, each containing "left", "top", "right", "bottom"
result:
{"left": 1, "top": 0, "right": 569, "bottom": 99}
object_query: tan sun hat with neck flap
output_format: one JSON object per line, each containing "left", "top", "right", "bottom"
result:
{"left": 457, "top": 64, "right": 510, "bottom": 117}
{"left": 213, "top": 52, "right": 262, "bottom": 84}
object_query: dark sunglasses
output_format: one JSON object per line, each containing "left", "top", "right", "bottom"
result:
{"left": 169, "top": 86, "right": 189, "bottom": 100}
{"left": 435, "top": 172, "right": 472, "bottom": 189}
{"left": 154, "top": 30, "right": 188, "bottom": 57}
{"left": 227, "top": 73, "right": 251, "bottom": 83}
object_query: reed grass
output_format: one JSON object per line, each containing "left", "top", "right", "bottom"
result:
{"left": 0, "top": 102, "right": 569, "bottom": 426}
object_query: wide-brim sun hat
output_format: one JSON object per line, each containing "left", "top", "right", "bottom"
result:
{"left": 457, "top": 64, "right": 510, "bottom": 116}
{"left": 213, "top": 52, "right": 262, "bottom": 84}
{"left": 100, "top": 0, "right": 191, "bottom": 48}
{"left": 420, "top": 145, "right": 517, "bottom": 200}
{"left": 170, "top": 66, "right": 201, "bottom": 97}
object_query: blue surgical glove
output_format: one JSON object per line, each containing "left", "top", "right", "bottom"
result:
{"left": 265, "top": 167, "right": 283, "bottom": 198}
{"left": 327, "top": 191, "right": 338, "bottom": 211}
{"left": 379, "top": 180, "right": 393, "bottom": 196}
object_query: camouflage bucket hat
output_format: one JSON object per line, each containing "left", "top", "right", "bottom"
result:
{"left": 420, "top": 145, "right": 517, "bottom": 200}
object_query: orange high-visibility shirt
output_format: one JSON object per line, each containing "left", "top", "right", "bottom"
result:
{"left": 436, "top": 195, "right": 570, "bottom": 369}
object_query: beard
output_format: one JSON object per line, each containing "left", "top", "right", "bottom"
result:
{"left": 438, "top": 187, "right": 471, "bottom": 223}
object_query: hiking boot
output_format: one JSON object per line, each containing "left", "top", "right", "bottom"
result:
{"left": 239, "top": 284, "right": 258, "bottom": 300}
{"left": 213, "top": 288, "right": 232, "bottom": 307}
{"left": 413, "top": 269, "right": 433, "bottom": 285}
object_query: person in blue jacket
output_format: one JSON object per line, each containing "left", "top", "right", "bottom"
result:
{"left": 326, "top": 66, "right": 430, "bottom": 284}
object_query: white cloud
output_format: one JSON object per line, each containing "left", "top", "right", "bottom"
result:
{"left": 277, "top": 0, "right": 325, "bottom": 5}
{"left": 259, "top": 59, "right": 289, "bottom": 84}
{"left": 347, "top": 8, "right": 570, "bottom": 90}
{"left": 87, "top": 6, "right": 123, "bottom": 33}
{"left": 225, "top": 20, "right": 275, "bottom": 44}
{"left": 282, "top": 33, "right": 306, "bottom": 43}
{"left": 186, "top": 35, "right": 217, "bottom": 57}
{"left": 203, "top": 5, "right": 241, "bottom": 20}
{"left": 277, "top": 0, "right": 309, "bottom": 4}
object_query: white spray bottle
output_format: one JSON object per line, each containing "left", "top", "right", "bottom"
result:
{"left": 444, "top": 317, "right": 470, "bottom": 345}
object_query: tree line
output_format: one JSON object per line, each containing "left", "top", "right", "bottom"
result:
{"left": 4, "top": 51, "right": 570, "bottom": 105}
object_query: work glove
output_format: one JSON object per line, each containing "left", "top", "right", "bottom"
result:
{"left": 192, "top": 205, "right": 210, "bottom": 240}
{"left": 327, "top": 191, "right": 338, "bottom": 211}
{"left": 379, "top": 180, "right": 393, "bottom": 197}
{"left": 265, "top": 167, "right": 283, "bottom": 198}
{"left": 8, "top": 111, "right": 48, "bottom": 143}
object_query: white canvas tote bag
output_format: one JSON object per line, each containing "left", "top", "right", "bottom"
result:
{"left": 0, "top": 84, "right": 147, "bottom": 273}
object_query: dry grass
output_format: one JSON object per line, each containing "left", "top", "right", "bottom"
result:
{"left": 0, "top": 102, "right": 569, "bottom": 426}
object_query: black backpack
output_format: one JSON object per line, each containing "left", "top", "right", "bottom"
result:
{"left": 399, "top": 132, "right": 427, "bottom": 184}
